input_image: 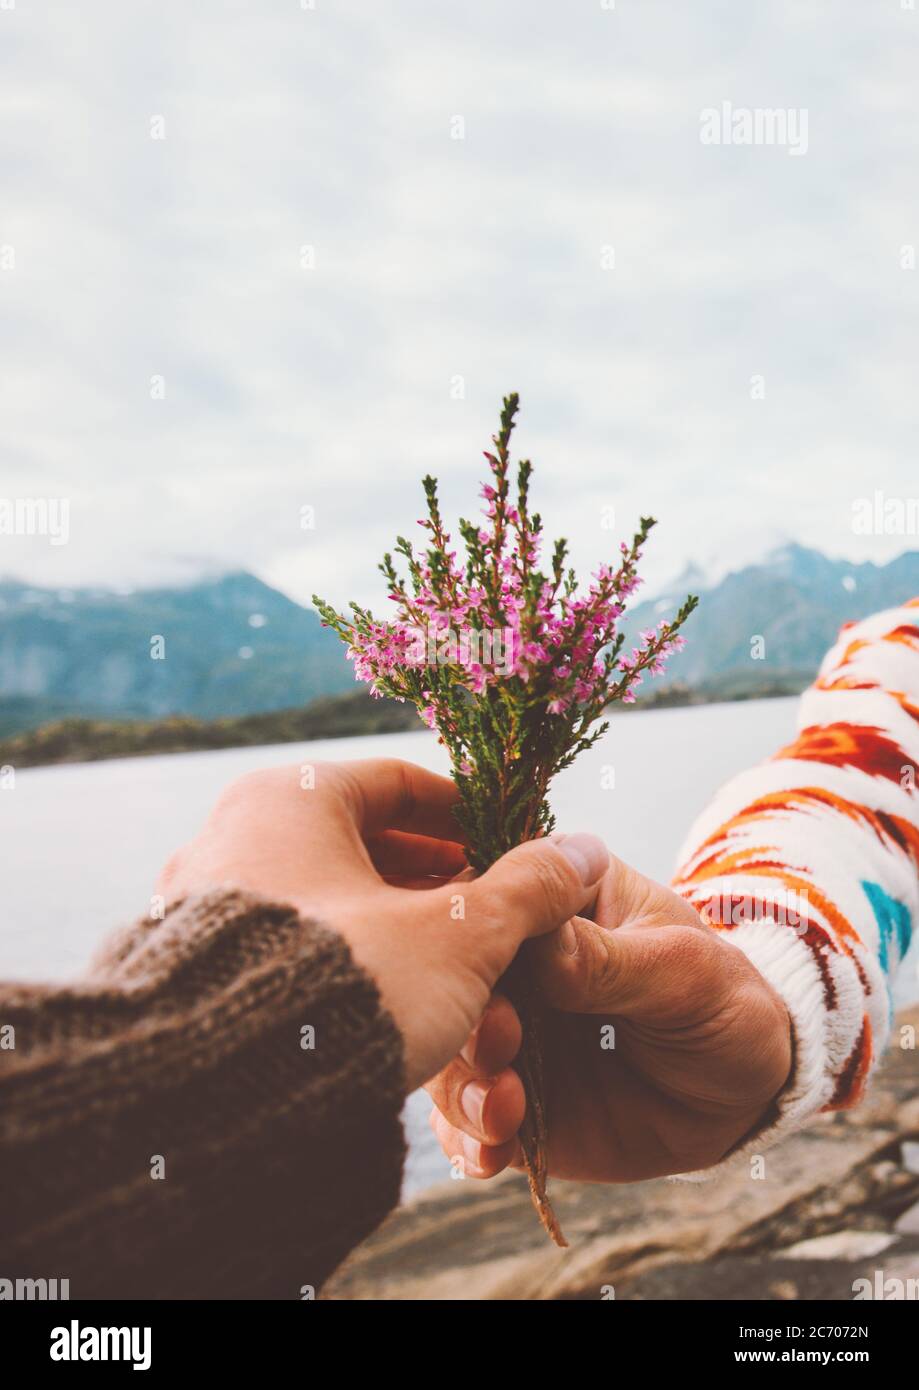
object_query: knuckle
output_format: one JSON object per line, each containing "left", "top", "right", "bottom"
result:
{"left": 639, "top": 924, "right": 721, "bottom": 1011}
{"left": 525, "top": 848, "right": 573, "bottom": 922}
{"left": 214, "top": 763, "right": 321, "bottom": 820}
{"left": 423, "top": 1058, "right": 466, "bottom": 1118}
{"left": 212, "top": 767, "right": 278, "bottom": 814}
{"left": 584, "top": 930, "right": 621, "bottom": 998}
{"left": 349, "top": 757, "right": 415, "bottom": 813}
{"left": 385, "top": 758, "right": 417, "bottom": 821}
{"left": 666, "top": 922, "right": 717, "bottom": 976}
{"left": 722, "top": 970, "right": 788, "bottom": 1055}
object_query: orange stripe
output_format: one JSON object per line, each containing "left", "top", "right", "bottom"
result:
{"left": 825, "top": 1015, "right": 873, "bottom": 1110}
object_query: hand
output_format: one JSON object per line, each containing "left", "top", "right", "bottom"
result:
{"left": 156, "top": 758, "right": 610, "bottom": 1091}
{"left": 427, "top": 854, "right": 793, "bottom": 1181}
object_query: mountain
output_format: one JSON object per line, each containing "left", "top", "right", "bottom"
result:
{"left": 619, "top": 543, "right": 919, "bottom": 689}
{"left": 0, "top": 572, "right": 352, "bottom": 735}
{"left": 0, "top": 546, "right": 916, "bottom": 740}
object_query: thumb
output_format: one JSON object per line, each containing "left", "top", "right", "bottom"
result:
{"left": 533, "top": 918, "right": 722, "bottom": 1022}
{"left": 455, "top": 832, "right": 610, "bottom": 956}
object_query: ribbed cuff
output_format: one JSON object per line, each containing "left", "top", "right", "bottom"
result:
{"left": 674, "top": 919, "right": 858, "bottom": 1183}
{"left": 728, "top": 920, "right": 835, "bottom": 1138}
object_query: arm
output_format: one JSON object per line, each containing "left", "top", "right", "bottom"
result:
{"left": 0, "top": 759, "right": 608, "bottom": 1298}
{"left": 0, "top": 890, "right": 406, "bottom": 1300}
{"left": 672, "top": 599, "right": 919, "bottom": 1139}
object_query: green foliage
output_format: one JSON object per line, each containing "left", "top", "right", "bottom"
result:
{"left": 315, "top": 396, "right": 698, "bottom": 870}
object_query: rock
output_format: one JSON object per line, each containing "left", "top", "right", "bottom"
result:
{"left": 901, "top": 1141, "right": 919, "bottom": 1175}
{"left": 894, "top": 1200, "right": 919, "bottom": 1237}
{"left": 777, "top": 1231, "right": 898, "bottom": 1261}
{"left": 326, "top": 1005, "right": 919, "bottom": 1301}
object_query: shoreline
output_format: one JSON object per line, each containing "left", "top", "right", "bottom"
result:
{"left": 0, "top": 680, "right": 809, "bottom": 771}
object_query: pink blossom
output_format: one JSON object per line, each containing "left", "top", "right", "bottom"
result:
{"left": 318, "top": 407, "right": 695, "bottom": 751}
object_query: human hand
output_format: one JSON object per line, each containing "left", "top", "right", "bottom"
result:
{"left": 427, "top": 854, "right": 793, "bottom": 1181}
{"left": 156, "top": 758, "right": 609, "bottom": 1091}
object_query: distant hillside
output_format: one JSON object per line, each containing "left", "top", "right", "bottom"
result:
{"left": 0, "top": 689, "right": 419, "bottom": 768}
{"left": 0, "top": 572, "right": 351, "bottom": 735}
{"left": 0, "top": 675, "right": 804, "bottom": 769}
{"left": 0, "top": 545, "right": 915, "bottom": 743}
{"left": 619, "top": 543, "right": 919, "bottom": 686}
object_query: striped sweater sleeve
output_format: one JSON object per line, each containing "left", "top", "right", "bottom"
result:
{"left": 671, "top": 598, "right": 919, "bottom": 1146}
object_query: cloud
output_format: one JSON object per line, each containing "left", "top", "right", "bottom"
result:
{"left": 0, "top": 0, "right": 916, "bottom": 606}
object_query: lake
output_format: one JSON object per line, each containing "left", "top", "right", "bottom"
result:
{"left": 3, "top": 697, "right": 914, "bottom": 1195}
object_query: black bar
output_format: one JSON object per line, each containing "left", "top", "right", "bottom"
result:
{"left": 0, "top": 1296, "right": 913, "bottom": 1375}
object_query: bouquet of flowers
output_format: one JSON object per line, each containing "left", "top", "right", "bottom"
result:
{"left": 315, "top": 394, "right": 697, "bottom": 1243}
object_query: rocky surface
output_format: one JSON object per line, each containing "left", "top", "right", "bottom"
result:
{"left": 327, "top": 1007, "right": 919, "bottom": 1300}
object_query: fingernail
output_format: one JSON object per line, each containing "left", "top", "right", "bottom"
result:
{"left": 558, "top": 919, "right": 579, "bottom": 955}
{"left": 460, "top": 1024, "right": 481, "bottom": 1068}
{"left": 461, "top": 1080, "right": 489, "bottom": 1131}
{"left": 553, "top": 832, "right": 609, "bottom": 885}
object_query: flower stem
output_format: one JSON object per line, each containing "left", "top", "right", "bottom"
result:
{"left": 499, "top": 952, "right": 567, "bottom": 1247}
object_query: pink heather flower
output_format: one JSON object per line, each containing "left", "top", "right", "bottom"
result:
{"left": 315, "top": 396, "right": 697, "bottom": 874}
{"left": 465, "top": 664, "right": 487, "bottom": 694}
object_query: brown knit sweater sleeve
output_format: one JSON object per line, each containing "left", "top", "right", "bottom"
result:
{"left": 0, "top": 889, "right": 406, "bottom": 1300}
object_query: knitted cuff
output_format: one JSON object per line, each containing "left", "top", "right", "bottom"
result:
{"left": 675, "top": 917, "right": 873, "bottom": 1185}
{"left": 727, "top": 919, "right": 837, "bottom": 1141}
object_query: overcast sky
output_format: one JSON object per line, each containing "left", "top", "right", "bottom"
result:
{"left": 1, "top": 0, "right": 917, "bottom": 607}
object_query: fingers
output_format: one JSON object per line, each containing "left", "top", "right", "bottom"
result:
{"left": 437, "top": 1067, "right": 525, "bottom": 1145}
{"left": 529, "top": 852, "right": 717, "bottom": 1019}
{"left": 332, "top": 759, "right": 467, "bottom": 843}
{"left": 441, "top": 832, "right": 609, "bottom": 979}
{"left": 366, "top": 829, "right": 468, "bottom": 879}
{"left": 425, "top": 994, "right": 524, "bottom": 1146}
{"left": 588, "top": 852, "right": 708, "bottom": 935}
{"left": 460, "top": 992, "right": 522, "bottom": 1072}
{"left": 532, "top": 917, "right": 736, "bottom": 1023}
{"left": 430, "top": 1110, "right": 521, "bottom": 1179}
{"left": 378, "top": 875, "right": 457, "bottom": 891}
{"left": 426, "top": 996, "right": 526, "bottom": 1178}
{"left": 190, "top": 760, "right": 468, "bottom": 902}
